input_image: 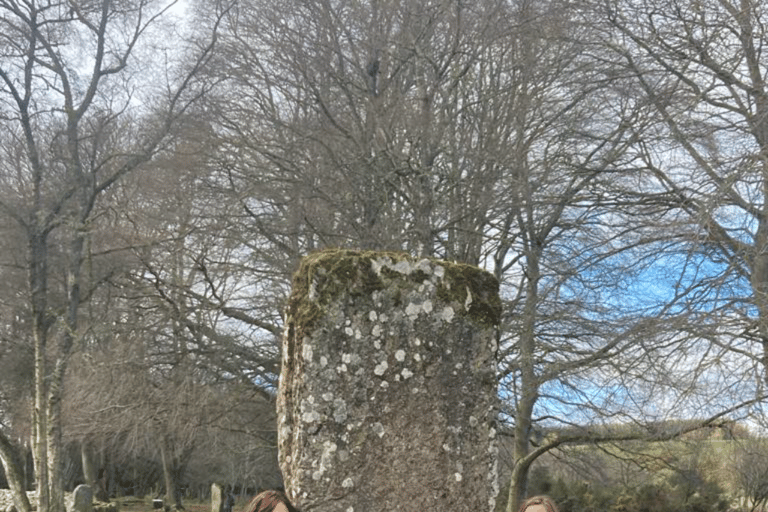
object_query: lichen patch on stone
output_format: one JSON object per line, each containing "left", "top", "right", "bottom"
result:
{"left": 333, "top": 398, "right": 348, "bottom": 423}
{"left": 374, "top": 360, "right": 388, "bottom": 375}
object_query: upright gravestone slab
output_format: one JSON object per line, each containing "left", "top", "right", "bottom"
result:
{"left": 277, "top": 249, "right": 501, "bottom": 512}
{"left": 210, "top": 484, "right": 223, "bottom": 512}
{"left": 70, "top": 485, "right": 93, "bottom": 512}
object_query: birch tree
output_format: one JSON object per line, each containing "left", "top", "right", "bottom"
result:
{"left": 0, "top": 2, "right": 228, "bottom": 511}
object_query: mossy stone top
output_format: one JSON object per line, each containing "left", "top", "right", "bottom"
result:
{"left": 286, "top": 248, "right": 501, "bottom": 341}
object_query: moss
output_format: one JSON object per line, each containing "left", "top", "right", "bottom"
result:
{"left": 285, "top": 249, "right": 501, "bottom": 344}
{"left": 286, "top": 249, "right": 402, "bottom": 342}
{"left": 408, "top": 269, "right": 431, "bottom": 283}
{"left": 436, "top": 262, "right": 502, "bottom": 328}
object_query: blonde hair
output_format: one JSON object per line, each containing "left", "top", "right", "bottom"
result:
{"left": 518, "top": 495, "right": 560, "bottom": 512}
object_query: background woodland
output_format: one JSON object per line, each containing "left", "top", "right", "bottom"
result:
{"left": 2, "top": 1, "right": 768, "bottom": 512}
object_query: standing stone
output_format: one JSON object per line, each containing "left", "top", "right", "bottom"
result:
{"left": 210, "top": 484, "right": 223, "bottom": 512}
{"left": 70, "top": 485, "right": 93, "bottom": 512}
{"left": 278, "top": 249, "right": 501, "bottom": 512}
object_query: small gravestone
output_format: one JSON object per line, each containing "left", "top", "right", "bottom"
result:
{"left": 278, "top": 249, "right": 501, "bottom": 511}
{"left": 210, "top": 484, "right": 223, "bottom": 512}
{"left": 70, "top": 485, "right": 93, "bottom": 512}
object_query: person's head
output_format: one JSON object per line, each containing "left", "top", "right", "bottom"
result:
{"left": 244, "top": 490, "right": 300, "bottom": 512}
{"left": 518, "top": 495, "right": 560, "bottom": 512}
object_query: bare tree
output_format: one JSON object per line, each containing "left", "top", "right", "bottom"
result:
{"left": 487, "top": 0, "right": 768, "bottom": 509}
{"left": 0, "top": 2, "right": 230, "bottom": 511}
{"left": 205, "top": 0, "right": 514, "bottom": 263}
{"left": 731, "top": 438, "right": 768, "bottom": 512}
{"left": 600, "top": 0, "right": 768, "bottom": 382}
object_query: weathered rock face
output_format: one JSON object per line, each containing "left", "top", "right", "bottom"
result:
{"left": 277, "top": 249, "right": 501, "bottom": 512}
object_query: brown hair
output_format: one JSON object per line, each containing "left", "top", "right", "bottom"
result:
{"left": 243, "top": 490, "right": 300, "bottom": 512}
{"left": 518, "top": 495, "right": 560, "bottom": 512}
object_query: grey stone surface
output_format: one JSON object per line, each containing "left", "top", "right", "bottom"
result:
{"left": 68, "top": 485, "right": 93, "bottom": 512}
{"left": 278, "top": 249, "right": 501, "bottom": 512}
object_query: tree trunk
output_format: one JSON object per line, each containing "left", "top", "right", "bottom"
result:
{"left": 506, "top": 239, "right": 540, "bottom": 512}
{"left": 47, "top": 365, "right": 66, "bottom": 512}
{"left": 0, "top": 431, "right": 32, "bottom": 512}
{"left": 45, "top": 229, "right": 85, "bottom": 512}
{"left": 25, "top": 444, "right": 34, "bottom": 491}
{"left": 30, "top": 227, "right": 50, "bottom": 512}
{"left": 507, "top": 394, "right": 537, "bottom": 512}
{"left": 506, "top": 376, "right": 538, "bottom": 512}
{"left": 160, "top": 438, "right": 182, "bottom": 510}
{"left": 507, "top": 458, "right": 533, "bottom": 512}
{"left": 33, "top": 348, "right": 49, "bottom": 512}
